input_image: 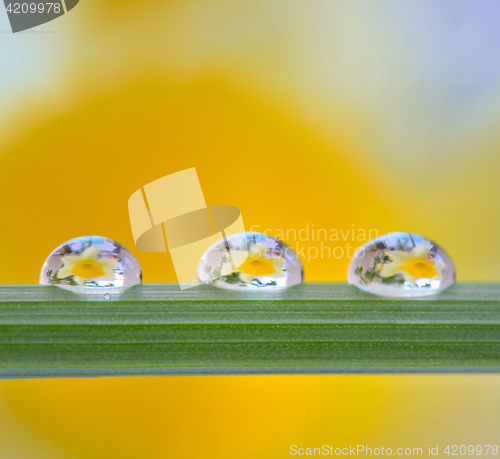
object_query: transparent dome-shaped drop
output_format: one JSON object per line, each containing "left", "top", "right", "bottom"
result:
{"left": 347, "top": 232, "right": 455, "bottom": 297}
{"left": 40, "top": 236, "right": 142, "bottom": 293}
{"left": 198, "top": 232, "right": 303, "bottom": 290}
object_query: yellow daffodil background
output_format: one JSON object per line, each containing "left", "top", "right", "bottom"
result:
{"left": 0, "top": 1, "right": 500, "bottom": 458}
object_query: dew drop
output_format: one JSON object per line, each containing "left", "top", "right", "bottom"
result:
{"left": 347, "top": 232, "right": 455, "bottom": 297}
{"left": 40, "top": 236, "right": 142, "bottom": 294}
{"left": 198, "top": 232, "right": 303, "bottom": 290}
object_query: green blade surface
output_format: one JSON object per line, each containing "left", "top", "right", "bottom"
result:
{"left": 1, "top": 283, "right": 499, "bottom": 378}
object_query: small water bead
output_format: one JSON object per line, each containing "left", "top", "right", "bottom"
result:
{"left": 40, "top": 236, "right": 142, "bottom": 293}
{"left": 347, "top": 232, "right": 455, "bottom": 297}
{"left": 197, "top": 232, "right": 303, "bottom": 290}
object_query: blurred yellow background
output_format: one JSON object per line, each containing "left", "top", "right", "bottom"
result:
{"left": 0, "top": 1, "right": 499, "bottom": 457}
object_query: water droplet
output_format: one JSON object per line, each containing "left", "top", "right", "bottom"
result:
{"left": 347, "top": 232, "right": 455, "bottom": 297}
{"left": 40, "top": 236, "right": 142, "bottom": 293}
{"left": 198, "top": 232, "right": 303, "bottom": 290}
{"left": 103, "top": 293, "right": 111, "bottom": 300}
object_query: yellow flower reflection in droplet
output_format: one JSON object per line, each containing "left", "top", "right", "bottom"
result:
{"left": 378, "top": 245, "right": 445, "bottom": 285}
{"left": 56, "top": 246, "right": 118, "bottom": 286}
{"left": 221, "top": 243, "right": 286, "bottom": 284}
{"left": 238, "top": 258, "right": 276, "bottom": 276}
